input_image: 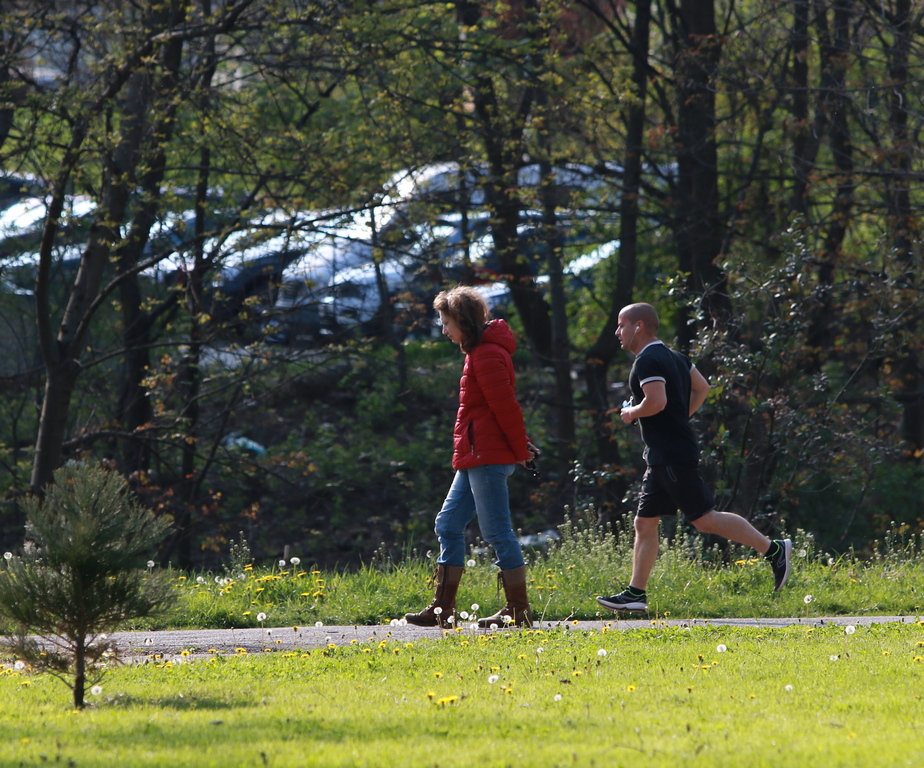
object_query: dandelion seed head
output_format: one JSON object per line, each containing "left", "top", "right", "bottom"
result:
{"left": 553, "top": 694, "right": 562, "bottom": 701}
{"left": 459, "top": 611, "right": 469, "bottom": 620}
{"left": 466, "top": 559, "right": 476, "bottom": 568}
{"left": 315, "top": 621, "right": 324, "bottom": 628}
{"left": 845, "top": 625, "right": 856, "bottom": 635}
{"left": 90, "top": 685, "right": 103, "bottom": 696}
{"left": 390, "top": 619, "right": 399, "bottom": 626}
{"left": 257, "top": 612, "right": 267, "bottom": 622}
{"left": 471, "top": 604, "right": 479, "bottom": 612}
{"left": 785, "top": 684, "right": 794, "bottom": 692}
{"left": 717, "top": 644, "right": 727, "bottom": 653}
{"left": 3, "top": 552, "right": 11, "bottom": 560}
{"left": 433, "top": 606, "right": 443, "bottom": 616}
{"left": 830, "top": 654, "right": 839, "bottom": 661}
{"left": 597, "top": 649, "right": 607, "bottom": 657}
{"left": 14, "top": 661, "right": 25, "bottom": 670}
{"left": 146, "top": 560, "right": 155, "bottom": 568}
{"left": 803, "top": 594, "right": 814, "bottom": 604}
{"left": 798, "top": 549, "right": 807, "bottom": 558}
{"left": 196, "top": 576, "right": 205, "bottom": 584}
{"left": 290, "top": 557, "right": 301, "bottom": 565}
{"left": 488, "top": 674, "right": 499, "bottom": 684}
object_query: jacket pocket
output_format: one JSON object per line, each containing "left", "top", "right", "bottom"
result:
{"left": 467, "top": 420, "right": 475, "bottom": 454}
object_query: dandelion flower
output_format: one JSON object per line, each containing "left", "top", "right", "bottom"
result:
{"left": 845, "top": 625, "right": 856, "bottom": 635}
{"left": 626, "top": 685, "right": 636, "bottom": 692}
{"left": 717, "top": 644, "right": 727, "bottom": 653}
{"left": 803, "top": 595, "right": 813, "bottom": 604}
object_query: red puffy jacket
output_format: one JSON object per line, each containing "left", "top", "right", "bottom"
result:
{"left": 451, "top": 319, "right": 529, "bottom": 470}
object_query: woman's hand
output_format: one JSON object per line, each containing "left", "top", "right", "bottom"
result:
{"left": 519, "top": 441, "right": 540, "bottom": 467}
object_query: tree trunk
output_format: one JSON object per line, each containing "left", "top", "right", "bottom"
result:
{"left": 806, "top": 0, "right": 855, "bottom": 362}
{"left": 584, "top": 0, "right": 650, "bottom": 465}
{"left": 456, "top": 0, "right": 552, "bottom": 359}
{"left": 882, "top": 0, "right": 923, "bottom": 454}
{"left": 673, "top": 0, "right": 730, "bottom": 347}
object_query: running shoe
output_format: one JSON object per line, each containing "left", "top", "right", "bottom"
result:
{"left": 769, "top": 538, "right": 792, "bottom": 591}
{"left": 596, "top": 589, "right": 648, "bottom": 612}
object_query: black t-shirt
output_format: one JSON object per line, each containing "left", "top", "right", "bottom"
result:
{"left": 628, "top": 341, "right": 700, "bottom": 465}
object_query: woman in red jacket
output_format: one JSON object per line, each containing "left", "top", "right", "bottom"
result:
{"left": 405, "top": 286, "right": 539, "bottom": 629}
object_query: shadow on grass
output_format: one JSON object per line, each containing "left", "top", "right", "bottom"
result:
{"left": 107, "top": 694, "right": 257, "bottom": 711}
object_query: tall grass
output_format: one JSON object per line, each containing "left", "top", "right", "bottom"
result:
{"left": 135, "top": 513, "right": 924, "bottom": 631}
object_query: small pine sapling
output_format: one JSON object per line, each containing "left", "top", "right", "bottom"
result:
{"left": 0, "top": 461, "right": 174, "bottom": 708}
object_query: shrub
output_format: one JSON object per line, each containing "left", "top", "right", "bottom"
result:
{"left": 0, "top": 461, "right": 174, "bottom": 708}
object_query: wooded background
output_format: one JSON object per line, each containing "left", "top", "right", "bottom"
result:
{"left": 0, "top": 0, "right": 920, "bottom": 567}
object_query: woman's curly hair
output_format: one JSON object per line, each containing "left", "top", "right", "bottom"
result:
{"left": 433, "top": 286, "right": 492, "bottom": 353}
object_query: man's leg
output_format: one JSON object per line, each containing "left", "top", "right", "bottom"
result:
{"left": 630, "top": 515, "right": 661, "bottom": 591}
{"left": 692, "top": 509, "right": 792, "bottom": 590}
{"left": 691, "top": 509, "right": 770, "bottom": 554}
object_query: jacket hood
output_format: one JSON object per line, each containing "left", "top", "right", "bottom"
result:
{"left": 479, "top": 319, "right": 516, "bottom": 355}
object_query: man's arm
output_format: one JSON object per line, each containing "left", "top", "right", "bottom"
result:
{"left": 689, "top": 367, "right": 711, "bottom": 416}
{"left": 620, "top": 380, "right": 667, "bottom": 423}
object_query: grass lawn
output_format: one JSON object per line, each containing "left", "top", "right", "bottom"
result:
{"left": 4, "top": 621, "right": 924, "bottom": 767}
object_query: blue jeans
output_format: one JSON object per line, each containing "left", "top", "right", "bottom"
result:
{"left": 435, "top": 464, "right": 524, "bottom": 571}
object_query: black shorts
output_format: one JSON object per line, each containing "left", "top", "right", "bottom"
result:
{"left": 636, "top": 463, "right": 715, "bottom": 522}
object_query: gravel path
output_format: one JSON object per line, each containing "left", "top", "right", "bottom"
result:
{"left": 109, "top": 614, "right": 921, "bottom": 661}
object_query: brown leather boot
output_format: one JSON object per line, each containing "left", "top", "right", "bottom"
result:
{"left": 404, "top": 564, "right": 464, "bottom": 627}
{"left": 477, "top": 565, "right": 532, "bottom": 628}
